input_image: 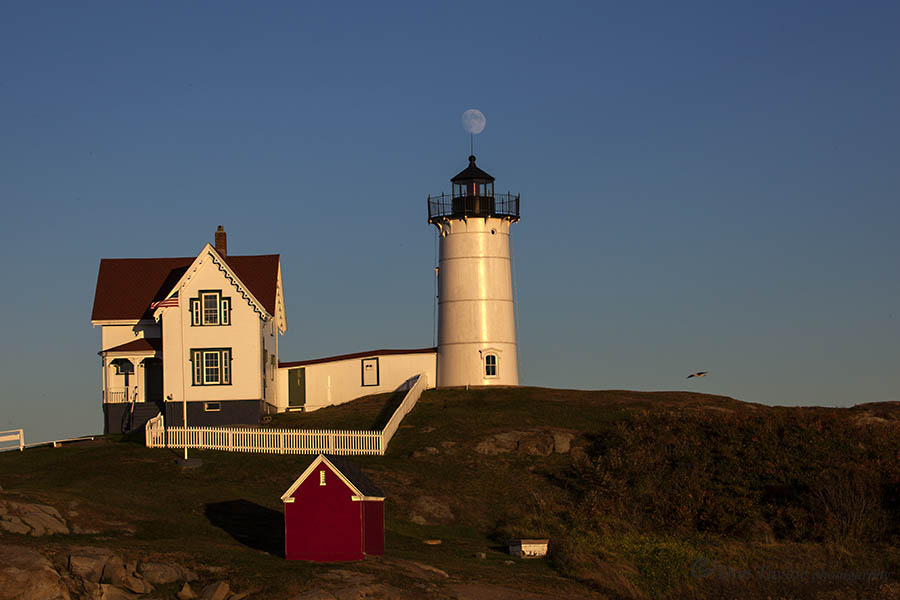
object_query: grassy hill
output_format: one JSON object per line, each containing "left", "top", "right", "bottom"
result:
{"left": 2, "top": 387, "right": 900, "bottom": 599}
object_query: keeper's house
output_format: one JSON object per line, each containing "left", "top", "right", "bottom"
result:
{"left": 91, "top": 227, "right": 435, "bottom": 433}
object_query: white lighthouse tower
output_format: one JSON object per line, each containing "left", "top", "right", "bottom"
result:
{"left": 428, "top": 155, "right": 520, "bottom": 387}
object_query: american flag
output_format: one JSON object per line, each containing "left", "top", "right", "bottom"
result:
{"left": 150, "top": 297, "right": 179, "bottom": 309}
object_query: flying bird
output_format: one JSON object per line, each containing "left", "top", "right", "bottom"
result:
{"left": 686, "top": 372, "right": 708, "bottom": 379}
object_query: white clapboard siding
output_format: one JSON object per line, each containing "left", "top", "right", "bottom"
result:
{"left": 144, "top": 374, "right": 426, "bottom": 456}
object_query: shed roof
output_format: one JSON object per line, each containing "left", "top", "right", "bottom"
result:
{"left": 324, "top": 455, "right": 385, "bottom": 498}
{"left": 281, "top": 454, "right": 385, "bottom": 502}
{"left": 91, "top": 254, "right": 280, "bottom": 321}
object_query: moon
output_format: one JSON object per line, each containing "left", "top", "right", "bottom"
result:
{"left": 461, "top": 109, "right": 486, "bottom": 135}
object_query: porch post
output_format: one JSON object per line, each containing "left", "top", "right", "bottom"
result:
{"left": 100, "top": 356, "right": 107, "bottom": 404}
{"left": 136, "top": 356, "right": 145, "bottom": 403}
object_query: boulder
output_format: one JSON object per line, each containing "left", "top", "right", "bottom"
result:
{"left": 200, "top": 580, "right": 231, "bottom": 600}
{"left": 475, "top": 432, "right": 527, "bottom": 455}
{"left": 101, "top": 555, "right": 152, "bottom": 594}
{"left": 139, "top": 561, "right": 182, "bottom": 585}
{"left": 551, "top": 432, "right": 575, "bottom": 454}
{"left": 290, "top": 591, "right": 336, "bottom": 600}
{"left": 0, "top": 543, "right": 71, "bottom": 600}
{"left": 177, "top": 582, "right": 198, "bottom": 600}
{"left": 476, "top": 430, "right": 576, "bottom": 456}
{"left": 0, "top": 500, "right": 69, "bottom": 536}
{"left": 0, "top": 514, "right": 32, "bottom": 535}
{"left": 410, "top": 496, "right": 453, "bottom": 524}
{"left": 69, "top": 547, "right": 115, "bottom": 583}
{"left": 410, "top": 447, "right": 439, "bottom": 458}
{"left": 98, "top": 584, "right": 140, "bottom": 600}
{"left": 333, "top": 584, "right": 406, "bottom": 600}
{"left": 517, "top": 432, "right": 554, "bottom": 456}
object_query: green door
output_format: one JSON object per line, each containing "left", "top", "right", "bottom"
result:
{"left": 288, "top": 367, "right": 306, "bottom": 408}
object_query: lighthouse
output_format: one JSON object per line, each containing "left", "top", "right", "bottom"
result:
{"left": 428, "top": 155, "right": 520, "bottom": 387}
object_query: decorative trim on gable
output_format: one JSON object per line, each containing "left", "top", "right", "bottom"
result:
{"left": 207, "top": 251, "right": 270, "bottom": 321}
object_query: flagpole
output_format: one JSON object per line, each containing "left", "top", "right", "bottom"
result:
{"left": 180, "top": 284, "right": 188, "bottom": 461}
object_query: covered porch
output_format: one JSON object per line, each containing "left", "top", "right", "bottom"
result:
{"left": 101, "top": 338, "right": 163, "bottom": 405}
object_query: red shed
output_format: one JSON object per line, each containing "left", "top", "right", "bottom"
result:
{"left": 281, "top": 454, "right": 385, "bottom": 562}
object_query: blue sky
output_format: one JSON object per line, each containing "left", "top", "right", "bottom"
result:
{"left": 1, "top": 1, "right": 898, "bottom": 443}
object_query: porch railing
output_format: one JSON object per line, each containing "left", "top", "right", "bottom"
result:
{"left": 105, "top": 388, "right": 137, "bottom": 403}
{"left": 146, "top": 373, "right": 427, "bottom": 456}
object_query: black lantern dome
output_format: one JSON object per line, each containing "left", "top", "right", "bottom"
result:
{"left": 451, "top": 155, "right": 495, "bottom": 198}
{"left": 427, "top": 155, "right": 519, "bottom": 223}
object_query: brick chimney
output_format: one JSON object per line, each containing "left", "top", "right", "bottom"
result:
{"left": 214, "top": 225, "right": 227, "bottom": 257}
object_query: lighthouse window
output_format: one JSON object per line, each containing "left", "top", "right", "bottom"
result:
{"left": 485, "top": 354, "right": 498, "bottom": 377}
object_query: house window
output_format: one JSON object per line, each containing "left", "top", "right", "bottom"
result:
{"left": 204, "top": 402, "right": 221, "bottom": 412}
{"left": 319, "top": 470, "right": 326, "bottom": 486}
{"left": 204, "top": 352, "right": 220, "bottom": 383}
{"left": 485, "top": 354, "right": 498, "bottom": 377}
{"left": 190, "top": 291, "right": 231, "bottom": 326}
{"left": 191, "top": 349, "right": 232, "bottom": 385}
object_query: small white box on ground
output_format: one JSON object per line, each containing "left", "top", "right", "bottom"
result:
{"left": 508, "top": 539, "right": 549, "bottom": 558}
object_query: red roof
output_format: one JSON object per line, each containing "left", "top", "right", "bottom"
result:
{"left": 91, "top": 254, "right": 279, "bottom": 321}
{"left": 279, "top": 347, "right": 436, "bottom": 369}
{"left": 101, "top": 338, "right": 163, "bottom": 354}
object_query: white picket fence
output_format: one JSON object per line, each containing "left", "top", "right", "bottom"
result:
{"left": 0, "top": 429, "right": 24, "bottom": 452}
{"left": 145, "top": 373, "right": 427, "bottom": 456}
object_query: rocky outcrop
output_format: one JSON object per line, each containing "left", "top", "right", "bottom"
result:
{"left": 410, "top": 447, "right": 439, "bottom": 458}
{"left": 409, "top": 496, "right": 453, "bottom": 525}
{"left": 199, "top": 581, "right": 231, "bottom": 600}
{"left": 0, "top": 544, "right": 71, "bottom": 600}
{"left": 0, "top": 541, "right": 246, "bottom": 600}
{"left": 474, "top": 430, "right": 576, "bottom": 456}
{"left": 66, "top": 547, "right": 154, "bottom": 594}
{"left": 0, "top": 499, "right": 70, "bottom": 536}
{"left": 139, "top": 561, "right": 198, "bottom": 585}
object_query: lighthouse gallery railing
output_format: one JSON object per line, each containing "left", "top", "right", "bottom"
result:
{"left": 427, "top": 192, "right": 519, "bottom": 222}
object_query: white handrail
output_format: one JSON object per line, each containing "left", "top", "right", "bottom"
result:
{"left": 381, "top": 373, "right": 427, "bottom": 449}
{"left": 0, "top": 429, "right": 24, "bottom": 452}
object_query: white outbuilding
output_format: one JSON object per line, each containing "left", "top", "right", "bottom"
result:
{"left": 508, "top": 539, "right": 549, "bottom": 558}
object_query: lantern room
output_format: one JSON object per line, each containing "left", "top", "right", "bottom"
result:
{"left": 427, "top": 155, "right": 519, "bottom": 223}
{"left": 452, "top": 155, "right": 495, "bottom": 200}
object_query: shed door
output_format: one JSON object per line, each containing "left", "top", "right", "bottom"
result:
{"left": 288, "top": 368, "right": 306, "bottom": 407}
{"left": 361, "top": 358, "right": 379, "bottom": 387}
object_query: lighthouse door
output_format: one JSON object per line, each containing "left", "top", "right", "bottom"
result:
{"left": 288, "top": 368, "right": 306, "bottom": 408}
